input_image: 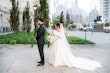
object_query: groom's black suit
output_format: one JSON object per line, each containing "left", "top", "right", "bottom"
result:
{"left": 36, "top": 24, "right": 46, "bottom": 64}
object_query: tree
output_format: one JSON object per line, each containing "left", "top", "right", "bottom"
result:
{"left": 39, "top": 0, "right": 49, "bottom": 27}
{"left": 104, "top": 22, "right": 109, "bottom": 27}
{"left": 83, "top": 24, "right": 87, "bottom": 28}
{"left": 53, "top": 16, "right": 60, "bottom": 25}
{"left": 22, "top": 10, "right": 26, "bottom": 31}
{"left": 71, "top": 24, "right": 77, "bottom": 29}
{"left": 9, "top": 0, "right": 20, "bottom": 32}
{"left": 22, "top": 2, "right": 32, "bottom": 33}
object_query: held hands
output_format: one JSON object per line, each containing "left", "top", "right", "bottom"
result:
{"left": 47, "top": 34, "right": 55, "bottom": 44}
{"left": 47, "top": 35, "right": 61, "bottom": 44}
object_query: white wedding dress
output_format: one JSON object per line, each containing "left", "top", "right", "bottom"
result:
{"left": 48, "top": 24, "right": 102, "bottom": 71}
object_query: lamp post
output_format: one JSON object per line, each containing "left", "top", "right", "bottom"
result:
{"left": 91, "top": 23, "right": 94, "bottom": 36}
{"left": 84, "top": 28, "right": 87, "bottom": 41}
{"left": 34, "top": 5, "right": 37, "bottom": 36}
{"left": 31, "top": 5, "right": 38, "bottom": 48}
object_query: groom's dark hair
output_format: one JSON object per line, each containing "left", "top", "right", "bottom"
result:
{"left": 38, "top": 18, "right": 44, "bottom": 22}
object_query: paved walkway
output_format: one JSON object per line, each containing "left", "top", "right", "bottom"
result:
{"left": 0, "top": 31, "right": 110, "bottom": 73}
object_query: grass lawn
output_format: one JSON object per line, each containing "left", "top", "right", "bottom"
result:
{"left": 0, "top": 32, "right": 94, "bottom": 44}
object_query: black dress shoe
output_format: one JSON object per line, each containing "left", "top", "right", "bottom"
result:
{"left": 37, "top": 61, "right": 42, "bottom": 63}
{"left": 37, "top": 63, "right": 44, "bottom": 66}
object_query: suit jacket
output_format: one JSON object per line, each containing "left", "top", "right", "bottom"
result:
{"left": 36, "top": 24, "right": 46, "bottom": 44}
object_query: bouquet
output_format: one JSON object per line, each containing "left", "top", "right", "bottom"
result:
{"left": 47, "top": 34, "right": 55, "bottom": 44}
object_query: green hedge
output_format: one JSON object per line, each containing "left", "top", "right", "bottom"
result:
{"left": 0, "top": 32, "right": 94, "bottom": 44}
{"left": 66, "top": 36, "right": 94, "bottom": 44}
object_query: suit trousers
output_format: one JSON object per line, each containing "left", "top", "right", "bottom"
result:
{"left": 37, "top": 44, "right": 44, "bottom": 63}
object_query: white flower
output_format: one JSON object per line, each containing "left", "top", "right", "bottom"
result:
{"left": 47, "top": 35, "right": 55, "bottom": 44}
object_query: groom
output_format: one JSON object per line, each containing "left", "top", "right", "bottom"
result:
{"left": 36, "top": 18, "right": 46, "bottom": 66}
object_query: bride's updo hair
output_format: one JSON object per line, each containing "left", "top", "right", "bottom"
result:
{"left": 56, "top": 23, "right": 60, "bottom": 28}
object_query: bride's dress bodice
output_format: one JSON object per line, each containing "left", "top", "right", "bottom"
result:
{"left": 53, "top": 30, "right": 62, "bottom": 41}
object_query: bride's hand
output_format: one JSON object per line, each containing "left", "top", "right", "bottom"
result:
{"left": 54, "top": 35, "right": 61, "bottom": 43}
{"left": 56, "top": 35, "right": 61, "bottom": 38}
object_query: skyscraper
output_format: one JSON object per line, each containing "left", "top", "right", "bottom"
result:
{"left": 100, "top": 0, "right": 110, "bottom": 21}
{"left": 75, "top": 0, "right": 78, "bottom": 8}
{"left": 53, "top": 0, "right": 59, "bottom": 7}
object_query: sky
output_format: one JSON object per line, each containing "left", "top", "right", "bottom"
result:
{"left": 55, "top": 0, "right": 91, "bottom": 13}
{"left": 78, "top": 0, "right": 91, "bottom": 13}
{"left": 0, "top": 0, "right": 92, "bottom": 13}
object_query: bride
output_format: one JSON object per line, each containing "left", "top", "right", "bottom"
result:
{"left": 47, "top": 23, "right": 102, "bottom": 71}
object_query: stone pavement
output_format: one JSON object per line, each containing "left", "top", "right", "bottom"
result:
{"left": 0, "top": 31, "right": 110, "bottom": 73}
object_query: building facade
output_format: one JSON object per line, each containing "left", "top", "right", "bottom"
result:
{"left": 89, "top": 8, "right": 100, "bottom": 25}
{"left": 0, "top": 0, "right": 39, "bottom": 32}
{"left": 100, "top": 0, "right": 110, "bottom": 21}
{"left": 0, "top": 5, "right": 11, "bottom": 32}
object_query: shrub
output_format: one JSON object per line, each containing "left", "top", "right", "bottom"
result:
{"left": 0, "top": 32, "right": 94, "bottom": 44}
{"left": 83, "top": 24, "right": 87, "bottom": 28}
{"left": 9, "top": 40, "right": 17, "bottom": 45}
{"left": 71, "top": 24, "right": 77, "bottom": 29}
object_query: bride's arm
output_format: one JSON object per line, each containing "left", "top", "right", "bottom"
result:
{"left": 46, "top": 27, "right": 53, "bottom": 35}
